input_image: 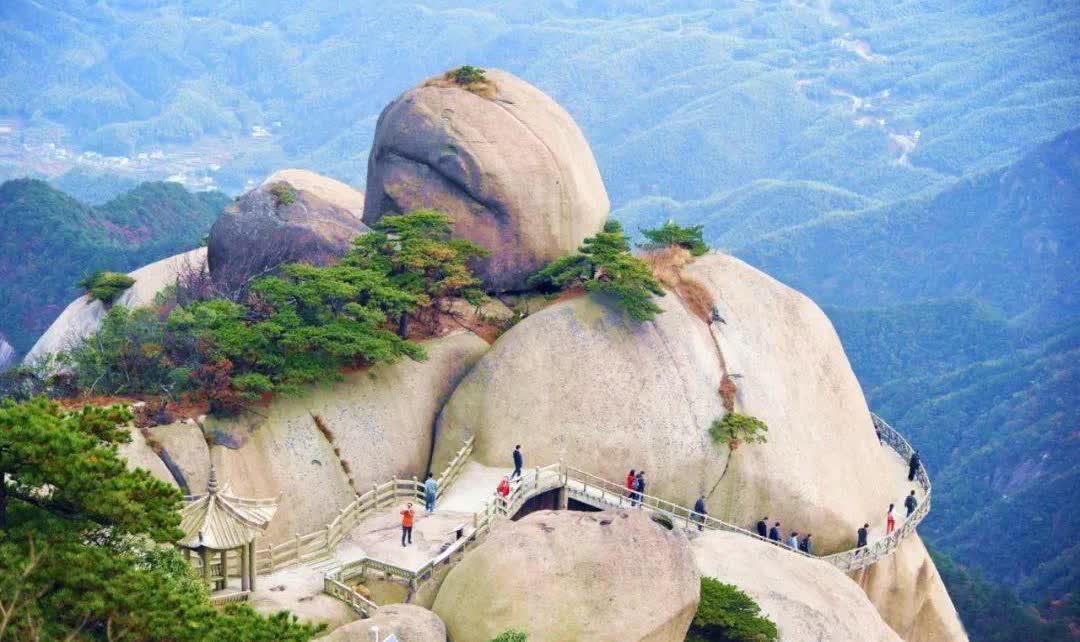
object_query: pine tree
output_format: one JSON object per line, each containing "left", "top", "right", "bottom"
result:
{"left": 529, "top": 220, "right": 665, "bottom": 321}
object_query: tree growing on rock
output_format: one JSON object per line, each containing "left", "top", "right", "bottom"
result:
{"left": 79, "top": 269, "right": 136, "bottom": 304}
{"left": 529, "top": 220, "right": 665, "bottom": 321}
{"left": 0, "top": 398, "right": 323, "bottom": 640}
{"left": 640, "top": 220, "right": 709, "bottom": 257}
{"left": 351, "top": 209, "right": 489, "bottom": 337}
{"left": 710, "top": 412, "right": 768, "bottom": 452}
{"left": 687, "top": 577, "right": 778, "bottom": 642}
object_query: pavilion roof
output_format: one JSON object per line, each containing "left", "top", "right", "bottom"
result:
{"left": 178, "top": 468, "right": 278, "bottom": 550}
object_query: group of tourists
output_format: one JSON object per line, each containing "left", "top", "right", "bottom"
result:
{"left": 625, "top": 469, "right": 647, "bottom": 507}
{"left": 852, "top": 448, "right": 924, "bottom": 553}
{"left": 756, "top": 516, "right": 813, "bottom": 554}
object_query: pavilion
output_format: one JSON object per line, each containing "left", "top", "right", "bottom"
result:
{"left": 178, "top": 466, "right": 278, "bottom": 597}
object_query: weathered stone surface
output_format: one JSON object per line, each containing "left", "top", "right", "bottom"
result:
{"left": 364, "top": 68, "right": 609, "bottom": 291}
{"left": 318, "top": 604, "right": 446, "bottom": 642}
{"left": 250, "top": 564, "right": 357, "bottom": 631}
{"left": 208, "top": 170, "right": 367, "bottom": 291}
{"left": 117, "top": 426, "right": 177, "bottom": 489}
{"left": 146, "top": 420, "right": 211, "bottom": 494}
{"left": 432, "top": 252, "right": 914, "bottom": 555}
{"left": 204, "top": 331, "right": 488, "bottom": 546}
{"left": 0, "top": 335, "right": 15, "bottom": 371}
{"left": 432, "top": 510, "right": 698, "bottom": 642}
{"left": 25, "top": 248, "right": 206, "bottom": 363}
{"left": 851, "top": 535, "right": 969, "bottom": 642}
{"left": 692, "top": 530, "right": 902, "bottom": 642}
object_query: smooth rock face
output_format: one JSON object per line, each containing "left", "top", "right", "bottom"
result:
{"left": 117, "top": 426, "right": 177, "bottom": 489}
{"left": 851, "top": 535, "right": 969, "bottom": 642}
{"left": 25, "top": 247, "right": 206, "bottom": 363}
{"left": 364, "top": 68, "right": 609, "bottom": 291}
{"left": 0, "top": 335, "right": 15, "bottom": 370}
{"left": 692, "top": 530, "right": 902, "bottom": 642}
{"left": 432, "top": 510, "right": 698, "bottom": 642}
{"left": 205, "top": 331, "right": 488, "bottom": 545}
{"left": 146, "top": 421, "right": 211, "bottom": 494}
{"left": 208, "top": 170, "right": 367, "bottom": 291}
{"left": 318, "top": 604, "right": 446, "bottom": 642}
{"left": 432, "top": 252, "right": 918, "bottom": 554}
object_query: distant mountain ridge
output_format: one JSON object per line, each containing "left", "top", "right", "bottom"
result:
{"left": 0, "top": 179, "right": 227, "bottom": 355}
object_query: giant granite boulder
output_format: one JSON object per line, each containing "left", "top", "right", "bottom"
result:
{"left": 200, "top": 331, "right": 488, "bottom": 545}
{"left": 25, "top": 247, "right": 207, "bottom": 364}
{"left": 432, "top": 510, "right": 698, "bottom": 641}
{"left": 364, "top": 68, "right": 609, "bottom": 291}
{"left": 207, "top": 170, "right": 367, "bottom": 292}
{"left": 692, "top": 530, "right": 901, "bottom": 642}
{"left": 318, "top": 604, "right": 446, "bottom": 642}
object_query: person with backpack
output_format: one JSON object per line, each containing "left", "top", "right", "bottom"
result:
{"left": 787, "top": 531, "right": 799, "bottom": 549}
{"left": 799, "top": 533, "right": 813, "bottom": 554}
{"left": 857, "top": 523, "right": 869, "bottom": 550}
{"left": 511, "top": 444, "right": 523, "bottom": 480}
{"left": 904, "top": 490, "right": 918, "bottom": 517}
{"left": 908, "top": 450, "right": 921, "bottom": 481}
{"left": 769, "top": 521, "right": 781, "bottom": 542}
{"left": 693, "top": 495, "right": 708, "bottom": 531}
{"left": 400, "top": 503, "right": 415, "bottom": 547}
{"left": 756, "top": 516, "right": 768, "bottom": 538}
{"left": 886, "top": 503, "right": 896, "bottom": 535}
{"left": 423, "top": 473, "right": 438, "bottom": 513}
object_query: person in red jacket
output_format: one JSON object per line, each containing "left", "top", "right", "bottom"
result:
{"left": 886, "top": 503, "right": 896, "bottom": 535}
{"left": 497, "top": 477, "right": 511, "bottom": 498}
{"left": 400, "top": 503, "right": 415, "bottom": 547}
{"left": 625, "top": 469, "right": 636, "bottom": 500}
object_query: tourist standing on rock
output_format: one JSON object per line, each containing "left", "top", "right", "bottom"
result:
{"left": 626, "top": 469, "right": 636, "bottom": 501}
{"left": 800, "top": 533, "right": 813, "bottom": 554}
{"left": 424, "top": 473, "right": 438, "bottom": 513}
{"left": 757, "top": 516, "right": 768, "bottom": 538}
{"left": 904, "top": 490, "right": 918, "bottom": 517}
{"left": 788, "top": 531, "right": 799, "bottom": 549}
{"left": 497, "top": 476, "right": 511, "bottom": 499}
{"left": 875, "top": 421, "right": 883, "bottom": 444}
{"left": 908, "top": 449, "right": 921, "bottom": 481}
{"left": 857, "top": 523, "right": 869, "bottom": 550}
{"left": 511, "top": 444, "right": 523, "bottom": 480}
{"left": 886, "top": 503, "right": 896, "bottom": 534}
{"left": 633, "top": 471, "right": 646, "bottom": 508}
{"left": 693, "top": 496, "right": 708, "bottom": 531}
{"left": 769, "top": 521, "right": 781, "bottom": 542}
{"left": 401, "top": 503, "right": 415, "bottom": 547}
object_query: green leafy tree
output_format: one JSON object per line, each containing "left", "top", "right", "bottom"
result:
{"left": 352, "top": 210, "right": 488, "bottom": 337}
{"left": 687, "top": 577, "right": 778, "bottom": 642}
{"left": 640, "top": 221, "right": 709, "bottom": 256}
{"left": 709, "top": 413, "right": 769, "bottom": 451}
{"left": 450, "top": 65, "right": 487, "bottom": 85}
{"left": 268, "top": 182, "right": 296, "bottom": 208}
{"left": 0, "top": 398, "right": 323, "bottom": 641}
{"left": 79, "top": 269, "right": 136, "bottom": 304}
{"left": 488, "top": 629, "right": 528, "bottom": 642}
{"left": 529, "top": 220, "right": 665, "bottom": 321}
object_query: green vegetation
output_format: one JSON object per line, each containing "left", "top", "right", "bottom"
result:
{"left": 529, "top": 220, "right": 664, "bottom": 322}
{"left": 0, "top": 397, "right": 322, "bottom": 641}
{"left": 450, "top": 65, "right": 487, "bottom": 86}
{"left": 57, "top": 211, "right": 488, "bottom": 415}
{"left": 0, "top": 179, "right": 228, "bottom": 356}
{"left": 488, "top": 629, "right": 527, "bottom": 642}
{"left": 640, "top": 221, "right": 708, "bottom": 256}
{"left": 269, "top": 181, "right": 296, "bottom": 208}
{"left": 930, "top": 547, "right": 1072, "bottom": 642}
{"left": 78, "top": 268, "right": 136, "bottom": 304}
{"left": 352, "top": 209, "right": 488, "bottom": 336}
{"left": 709, "top": 413, "right": 768, "bottom": 450}
{"left": 687, "top": 577, "right": 778, "bottom": 642}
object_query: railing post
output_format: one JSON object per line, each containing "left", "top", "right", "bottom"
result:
{"left": 373, "top": 484, "right": 379, "bottom": 510}
{"left": 295, "top": 533, "right": 301, "bottom": 563}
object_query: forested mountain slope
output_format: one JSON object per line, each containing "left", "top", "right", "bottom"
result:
{"left": 0, "top": 179, "right": 227, "bottom": 355}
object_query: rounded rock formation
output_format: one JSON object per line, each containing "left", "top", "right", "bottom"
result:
{"left": 364, "top": 68, "right": 609, "bottom": 291}
{"left": 207, "top": 170, "right": 367, "bottom": 292}
{"left": 431, "top": 509, "right": 699, "bottom": 642}
{"left": 692, "top": 530, "right": 901, "bottom": 642}
{"left": 432, "top": 252, "right": 917, "bottom": 554}
{"left": 25, "top": 247, "right": 207, "bottom": 364}
{"left": 318, "top": 604, "right": 446, "bottom": 642}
